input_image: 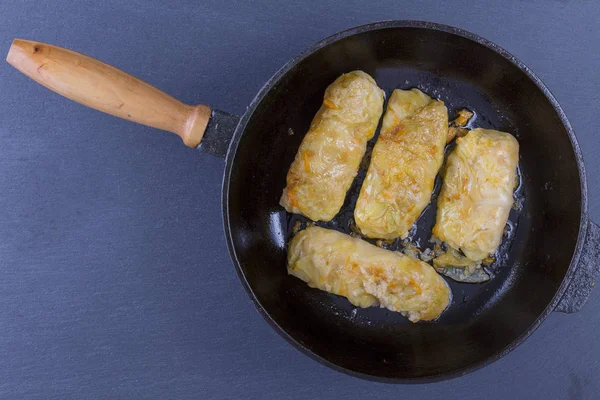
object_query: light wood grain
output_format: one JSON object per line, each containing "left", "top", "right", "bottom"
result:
{"left": 6, "top": 39, "right": 211, "bottom": 148}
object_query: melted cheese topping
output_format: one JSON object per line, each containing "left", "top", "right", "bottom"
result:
{"left": 354, "top": 89, "right": 448, "bottom": 239}
{"left": 433, "top": 128, "right": 519, "bottom": 260}
{"left": 280, "top": 71, "right": 384, "bottom": 221}
{"left": 287, "top": 226, "right": 451, "bottom": 322}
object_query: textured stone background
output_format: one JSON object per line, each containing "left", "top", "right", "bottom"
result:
{"left": 1, "top": 1, "right": 599, "bottom": 398}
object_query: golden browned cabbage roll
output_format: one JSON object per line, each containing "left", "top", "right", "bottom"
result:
{"left": 354, "top": 89, "right": 448, "bottom": 239}
{"left": 287, "top": 226, "right": 451, "bottom": 322}
{"left": 280, "top": 71, "right": 385, "bottom": 221}
{"left": 433, "top": 128, "right": 519, "bottom": 261}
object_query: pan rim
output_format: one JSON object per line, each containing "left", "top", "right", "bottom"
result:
{"left": 221, "top": 20, "right": 588, "bottom": 383}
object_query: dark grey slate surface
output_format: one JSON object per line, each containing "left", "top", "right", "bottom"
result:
{"left": 1, "top": 0, "right": 599, "bottom": 398}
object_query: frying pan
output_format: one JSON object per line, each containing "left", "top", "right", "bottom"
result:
{"left": 7, "top": 21, "right": 600, "bottom": 382}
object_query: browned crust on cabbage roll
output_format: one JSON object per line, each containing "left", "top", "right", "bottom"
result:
{"left": 433, "top": 128, "right": 519, "bottom": 261}
{"left": 354, "top": 89, "right": 448, "bottom": 239}
{"left": 288, "top": 226, "right": 451, "bottom": 322}
{"left": 280, "top": 71, "right": 384, "bottom": 221}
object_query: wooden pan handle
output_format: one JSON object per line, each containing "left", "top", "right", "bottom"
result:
{"left": 6, "top": 39, "right": 211, "bottom": 148}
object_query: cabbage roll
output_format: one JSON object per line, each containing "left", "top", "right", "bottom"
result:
{"left": 280, "top": 71, "right": 385, "bottom": 221}
{"left": 354, "top": 89, "right": 448, "bottom": 239}
{"left": 433, "top": 128, "right": 519, "bottom": 261}
{"left": 288, "top": 226, "right": 451, "bottom": 322}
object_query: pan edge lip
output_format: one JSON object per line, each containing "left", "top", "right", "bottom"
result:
{"left": 221, "top": 20, "right": 588, "bottom": 383}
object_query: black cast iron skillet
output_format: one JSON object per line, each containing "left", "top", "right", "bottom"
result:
{"left": 7, "top": 21, "right": 600, "bottom": 382}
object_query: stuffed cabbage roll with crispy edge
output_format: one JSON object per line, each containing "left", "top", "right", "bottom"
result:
{"left": 280, "top": 71, "right": 385, "bottom": 221}
{"left": 287, "top": 226, "right": 451, "bottom": 322}
{"left": 354, "top": 89, "right": 448, "bottom": 239}
{"left": 433, "top": 128, "right": 519, "bottom": 261}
